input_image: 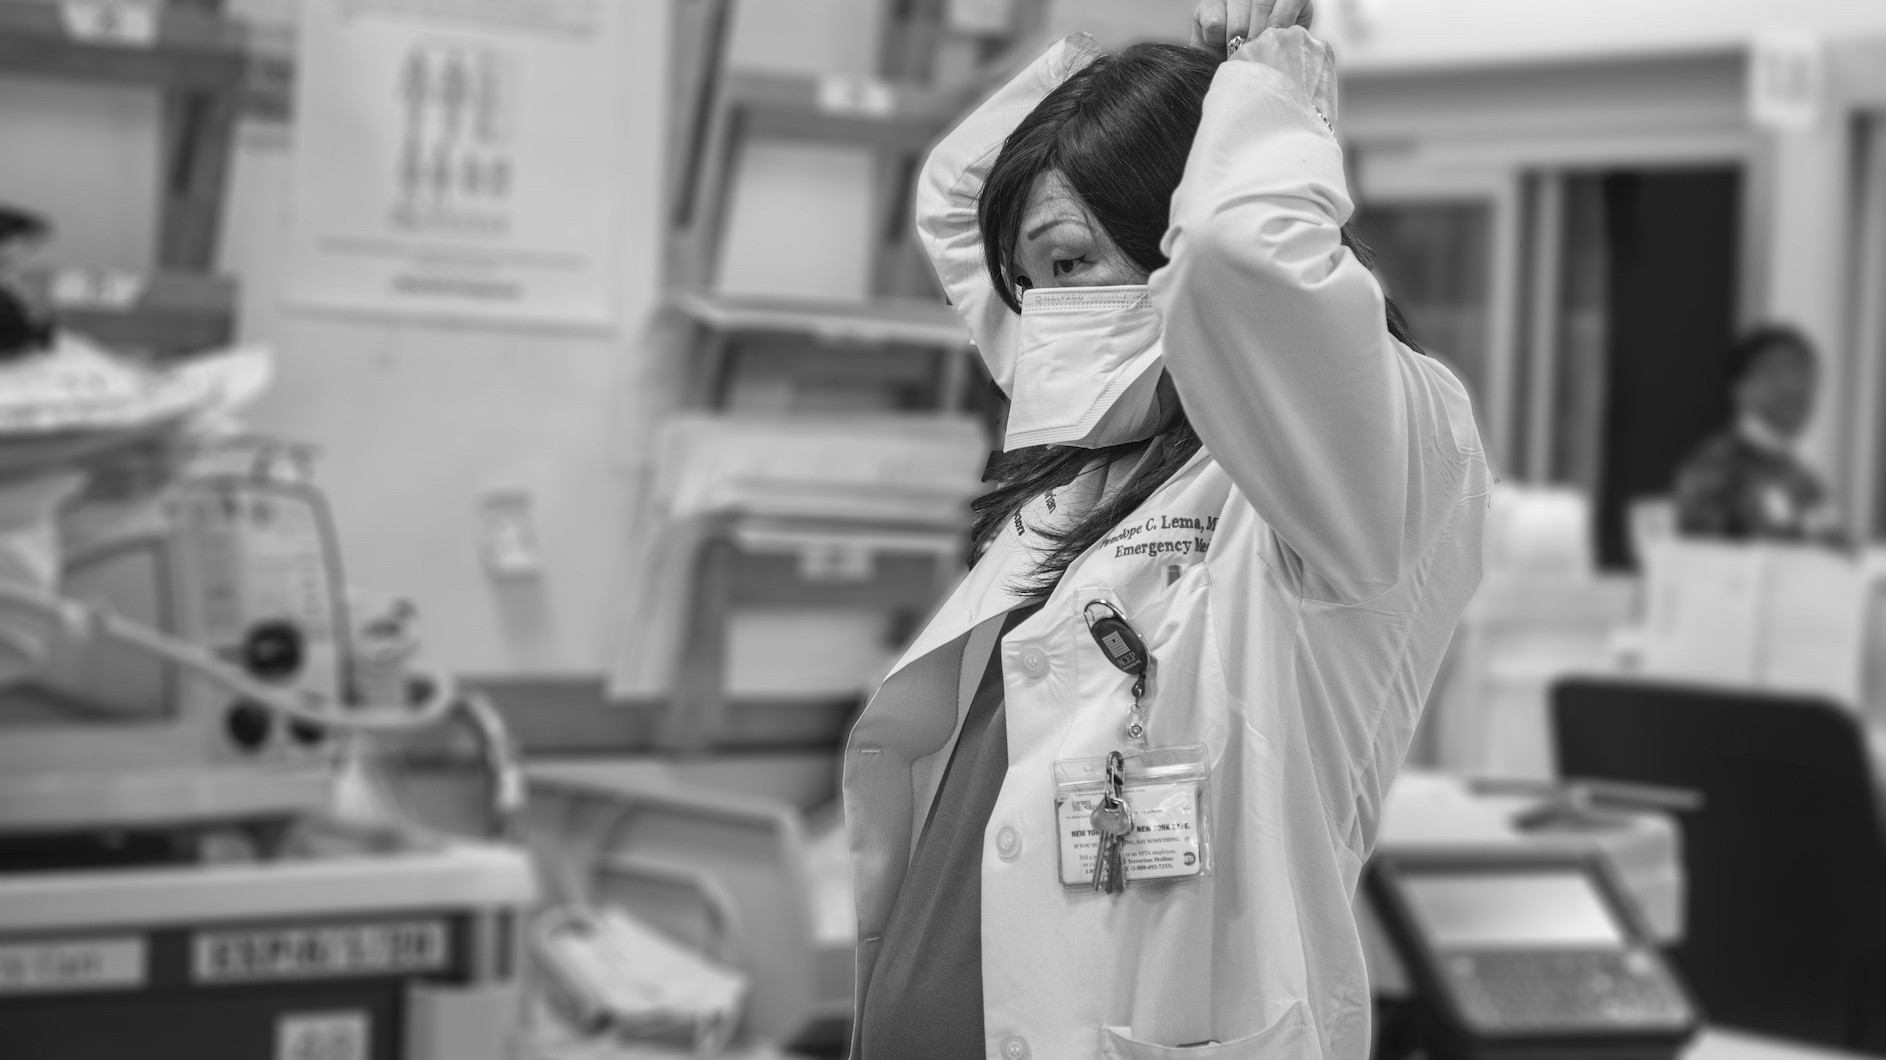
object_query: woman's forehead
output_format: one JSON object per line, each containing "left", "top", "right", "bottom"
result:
{"left": 1018, "top": 173, "right": 1093, "bottom": 258}
{"left": 1018, "top": 171, "right": 1093, "bottom": 238}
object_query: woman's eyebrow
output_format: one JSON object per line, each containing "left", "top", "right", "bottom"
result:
{"left": 1024, "top": 217, "right": 1083, "bottom": 241}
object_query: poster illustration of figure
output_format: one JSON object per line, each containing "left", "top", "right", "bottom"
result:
{"left": 394, "top": 43, "right": 515, "bottom": 231}
{"left": 286, "top": 0, "right": 622, "bottom": 327}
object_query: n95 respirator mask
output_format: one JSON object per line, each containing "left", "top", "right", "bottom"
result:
{"left": 1004, "top": 285, "right": 1167, "bottom": 452}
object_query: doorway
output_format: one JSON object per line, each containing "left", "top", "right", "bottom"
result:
{"left": 1576, "top": 169, "right": 1743, "bottom": 569}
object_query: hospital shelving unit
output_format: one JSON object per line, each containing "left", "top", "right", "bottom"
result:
{"left": 0, "top": 0, "right": 288, "bottom": 352}
{"left": 666, "top": 289, "right": 975, "bottom": 410}
{"left": 878, "top": 0, "right": 1054, "bottom": 93}
{"left": 645, "top": 0, "right": 1029, "bottom": 752}
{"left": 609, "top": 9, "right": 1043, "bottom": 1052}
{"left": 671, "top": 68, "right": 973, "bottom": 300}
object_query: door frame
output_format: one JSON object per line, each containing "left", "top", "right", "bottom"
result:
{"left": 1853, "top": 116, "right": 1886, "bottom": 539}
{"left": 1834, "top": 41, "right": 1886, "bottom": 541}
{"left": 1354, "top": 153, "right": 1524, "bottom": 470}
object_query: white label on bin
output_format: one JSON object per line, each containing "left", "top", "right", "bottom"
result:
{"left": 49, "top": 267, "right": 147, "bottom": 309}
{"left": 58, "top": 2, "right": 158, "bottom": 47}
{"left": 194, "top": 920, "right": 448, "bottom": 982}
{"left": 817, "top": 75, "right": 895, "bottom": 117}
{"left": 799, "top": 542, "right": 874, "bottom": 581}
{"left": 278, "top": 1011, "right": 369, "bottom": 1060}
{"left": 0, "top": 937, "right": 145, "bottom": 993}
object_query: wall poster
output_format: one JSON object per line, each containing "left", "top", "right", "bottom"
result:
{"left": 286, "top": 0, "right": 625, "bottom": 327}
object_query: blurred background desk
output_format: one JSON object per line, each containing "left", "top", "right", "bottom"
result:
{"left": 1363, "top": 770, "right": 1683, "bottom": 1000}
{"left": 1554, "top": 677, "right": 1886, "bottom": 1055}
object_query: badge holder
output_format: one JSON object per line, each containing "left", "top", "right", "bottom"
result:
{"left": 1053, "top": 744, "right": 1214, "bottom": 892}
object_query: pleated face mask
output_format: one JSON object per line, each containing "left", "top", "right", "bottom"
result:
{"left": 1004, "top": 284, "right": 1167, "bottom": 451}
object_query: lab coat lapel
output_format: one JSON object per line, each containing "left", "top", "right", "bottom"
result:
{"left": 883, "top": 453, "right": 1129, "bottom": 680}
{"left": 883, "top": 526, "right": 1029, "bottom": 681}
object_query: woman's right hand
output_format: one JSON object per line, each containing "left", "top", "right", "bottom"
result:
{"left": 1189, "top": 0, "right": 1316, "bottom": 54}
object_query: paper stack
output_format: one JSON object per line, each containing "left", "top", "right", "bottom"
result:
{"left": 651, "top": 414, "right": 987, "bottom": 527}
{"left": 1636, "top": 538, "right": 1878, "bottom": 709}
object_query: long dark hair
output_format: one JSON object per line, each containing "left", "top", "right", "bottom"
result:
{"left": 1727, "top": 322, "right": 1816, "bottom": 383}
{"left": 967, "top": 42, "right": 1420, "bottom": 600}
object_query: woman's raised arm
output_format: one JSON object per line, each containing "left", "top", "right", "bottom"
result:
{"left": 1151, "top": 27, "right": 1482, "bottom": 603}
{"left": 913, "top": 35, "right": 1100, "bottom": 395}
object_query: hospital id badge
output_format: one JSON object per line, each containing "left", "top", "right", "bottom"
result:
{"left": 1053, "top": 744, "right": 1213, "bottom": 890}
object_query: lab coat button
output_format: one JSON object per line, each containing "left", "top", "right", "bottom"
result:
{"left": 1001, "top": 1036, "right": 1029, "bottom": 1060}
{"left": 1018, "top": 648, "right": 1048, "bottom": 678}
{"left": 995, "top": 826, "right": 1021, "bottom": 860}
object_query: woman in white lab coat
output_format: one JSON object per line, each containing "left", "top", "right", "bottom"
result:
{"left": 843, "top": 2, "right": 1489, "bottom": 1057}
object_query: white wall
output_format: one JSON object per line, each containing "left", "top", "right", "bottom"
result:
{"left": 1046, "top": 0, "right": 1886, "bottom": 68}
{"left": 1326, "top": 0, "right": 1886, "bottom": 70}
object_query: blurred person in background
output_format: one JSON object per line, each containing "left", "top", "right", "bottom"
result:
{"left": 843, "top": 1, "right": 1488, "bottom": 1057}
{"left": 1673, "top": 325, "right": 1840, "bottom": 544}
{"left": 0, "top": 206, "right": 52, "bottom": 359}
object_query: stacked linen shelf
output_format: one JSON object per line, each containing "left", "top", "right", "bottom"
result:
{"left": 650, "top": 413, "right": 986, "bottom": 527}
{"left": 610, "top": 414, "right": 988, "bottom": 724}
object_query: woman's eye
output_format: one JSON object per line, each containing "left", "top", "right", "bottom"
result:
{"left": 1052, "top": 257, "right": 1085, "bottom": 277}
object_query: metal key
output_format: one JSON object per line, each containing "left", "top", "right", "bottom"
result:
{"left": 1090, "top": 751, "right": 1133, "bottom": 894}
{"left": 1090, "top": 796, "right": 1132, "bottom": 893}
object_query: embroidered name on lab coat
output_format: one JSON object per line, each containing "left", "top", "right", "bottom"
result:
{"left": 1101, "top": 513, "right": 1218, "bottom": 559}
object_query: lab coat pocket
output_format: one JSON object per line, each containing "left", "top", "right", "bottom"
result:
{"left": 1101, "top": 1001, "right": 1307, "bottom": 1060}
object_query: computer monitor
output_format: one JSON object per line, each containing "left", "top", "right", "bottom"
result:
{"left": 1400, "top": 869, "right": 1626, "bottom": 951}
{"left": 1367, "top": 848, "right": 1698, "bottom": 1060}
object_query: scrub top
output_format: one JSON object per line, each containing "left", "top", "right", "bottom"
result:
{"left": 855, "top": 605, "right": 1039, "bottom": 1059}
{"left": 1674, "top": 427, "right": 1828, "bottom": 542}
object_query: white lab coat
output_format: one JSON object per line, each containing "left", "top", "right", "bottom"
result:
{"left": 843, "top": 29, "right": 1489, "bottom": 1060}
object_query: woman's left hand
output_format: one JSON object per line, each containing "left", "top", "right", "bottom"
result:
{"left": 1189, "top": 0, "right": 1316, "bottom": 54}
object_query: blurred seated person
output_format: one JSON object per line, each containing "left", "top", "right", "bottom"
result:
{"left": 0, "top": 207, "right": 53, "bottom": 360}
{"left": 1674, "top": 324, "right": 1839, "bottom": 543}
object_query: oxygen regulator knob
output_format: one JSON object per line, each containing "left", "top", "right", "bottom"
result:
{"left": 225, "top": 700, "right": 274, "bottom": 752}
{"left": 242, "top": 621, "right": 305, "bottom": 683}
{"left": 288, "top": 718, "right": 327, "bottom": 747}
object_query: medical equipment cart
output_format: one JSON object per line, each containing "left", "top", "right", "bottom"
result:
{"left": 0, "top": 826, "right": 534, "bottom": 1060}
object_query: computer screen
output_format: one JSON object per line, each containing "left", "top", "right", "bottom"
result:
{"left": 1401, "top": 870, "right": 1626, "bottom": 950}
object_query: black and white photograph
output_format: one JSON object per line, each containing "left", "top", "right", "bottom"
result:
{"left": 0, "top": 1, "right": 1883, "bottom": 1058}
